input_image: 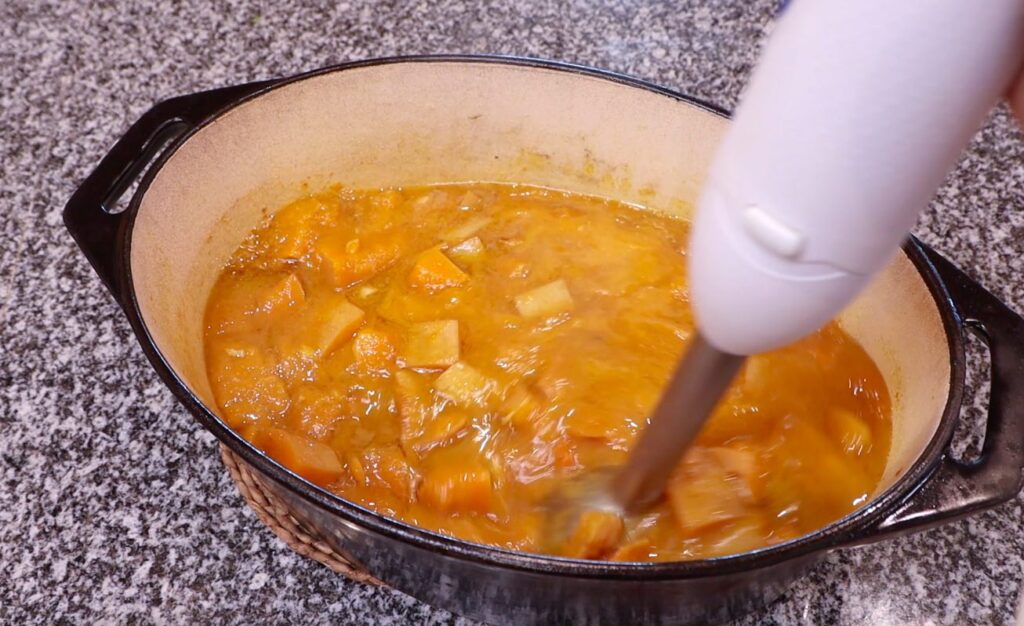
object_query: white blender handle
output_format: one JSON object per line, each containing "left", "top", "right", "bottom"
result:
{"left": 689, "top": 0, "right": 1024, "bottom": 356}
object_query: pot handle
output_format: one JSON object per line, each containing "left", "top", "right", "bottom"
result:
{"left": 62, "top": 80, "right": 274, "bottom": 303}
{"left": 870, "top": 242, "right": 1024, "bottom": 539}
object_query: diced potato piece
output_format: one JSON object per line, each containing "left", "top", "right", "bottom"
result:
{"left": 561, "top": 510, "right": 624, "bottom": 559}
{"left": 825, "top": 408, "right": 873, "bottom": 456}
{"left": 408, "top": 247, "right": 469, "bottom": 291}
{"left": 448, "top": 237, "right": 485, "bottom": 263}
{"left": 514, "top": 279, "right": 574, "bottom": 319}
{"left": 434, "top": 362, "right": 497, "bottom": 408}
{"left": 418, "top": 463, "right": 493, "bottom": 513}
{"left": 707, "top": 445, "right": 762, "bottom": 502}
{"left": 402, "top": 320, "right": 459, "bottom": 368}
{"left": 316, "top": 230, "right": 404, "bottom": 288}
{"left": 396, "top": 369, "right": 432, "bottom": 427}
{"left": 268, "top": 196, "right": 324, "bottom": 259}
{"left": 417, "top": 406, "right": 471, "bottom": 454}
{"left": 313, "top": 298, "right": 365, "bottom": 355}
{"left": 253, "top": 428, "right": 344, "bottom": 486}
{"left": 396, "top": 369, "right": 470, "bottom": 455}
{"left": 353, "top": 327, "right": 396, "bottom": 373}
{"left": 668, "top": 448, "right": 749, "bottom": 534}
{"left": 703, "top": 517, "right": 769, "bottom": 557}
{"left": 499, "top": 384, "right": 542, "bottom": 429}
{"left": 443, "top": 215, "right": 492, "bottom": 242}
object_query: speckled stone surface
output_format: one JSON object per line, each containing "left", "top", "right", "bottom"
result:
{"left": 2, "top": 0, "right": 1024, "bottom": 624}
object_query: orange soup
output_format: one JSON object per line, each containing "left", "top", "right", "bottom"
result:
{"left": 204, "top": 183, "right": 891, "bottom": 561}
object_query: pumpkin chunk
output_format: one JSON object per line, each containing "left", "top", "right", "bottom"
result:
{"left": 253, "top": 428, "right": 344, "bottom": 486}
{"left": 408, "top": 247, "right": 469, "bottom": 291}
{"left": 418, "top": 462, "right": 493, "bottom": 513}
{"left": 353, "top": 327, "right": 397, "bottom": 374}
{"left": 317, "top": 231, "right": 404, "bottom": 288}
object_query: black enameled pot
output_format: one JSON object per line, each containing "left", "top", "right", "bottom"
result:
{"left": 64, "top": 57, "right": 1024, "bottom": 625}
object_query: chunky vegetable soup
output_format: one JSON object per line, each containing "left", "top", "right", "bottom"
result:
{"left": 204, "top": 183, "right": 891, "bottom": 561}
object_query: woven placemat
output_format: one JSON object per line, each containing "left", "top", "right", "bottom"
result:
{"left": 219, "top": 445, "right": 384, "bottom": 586}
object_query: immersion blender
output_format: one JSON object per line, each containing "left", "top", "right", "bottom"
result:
{"left": 547, "top": 1, "right": 1024, "bottom": 536}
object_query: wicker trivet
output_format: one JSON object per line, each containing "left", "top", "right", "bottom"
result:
{"left": 219, "top": 445, "right": 384, "bottom": 586}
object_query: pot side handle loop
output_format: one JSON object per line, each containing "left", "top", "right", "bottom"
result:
{"left": 62, "top": 80, "right": 274, "bottom": 304}
{"left": 874, "top": 242, "right": 1024, "bottom": 538}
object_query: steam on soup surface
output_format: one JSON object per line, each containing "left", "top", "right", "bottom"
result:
{"left": 204, "top": 183, "right": 891, "bottom": 560}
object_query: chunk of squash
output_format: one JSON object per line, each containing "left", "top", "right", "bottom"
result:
{"left": 353, "top": 327, "right": 396, "bottom": 374}
{"left": 252, "top": 428, "right": 344, "bottom": 486}
{"left": 408, "top": 247, "right": 469, "bottom": 291}
{"left": 402, "top": 320, "right": 460, "bottom": 368}
{"left": 316, "top": 230, "right": 404, "bottom": 288}
{"left": 433, "top": 362, "right": 497, "bottom": 408}
{"left": 514, "top": 279, "right": 574, "bottom": 319}
{"left": 268, "top": 196, "right": 325, "bottom": 260}
{"left": 360, "top": 445, "right": 415, "bottom": 498}
{"left": 418, "top": 463, "right": 493, "bottom": 513}
{"left": 207, "top": 272, "right": 305, "bottom": 333}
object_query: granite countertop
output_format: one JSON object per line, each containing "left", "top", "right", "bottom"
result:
{"left": 3, "top": 0, "right": 1024, "bottom": 624}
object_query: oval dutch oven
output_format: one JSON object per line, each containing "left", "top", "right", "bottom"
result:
{"left": 64, "top": 57, "right": 1024, "bottom": 625}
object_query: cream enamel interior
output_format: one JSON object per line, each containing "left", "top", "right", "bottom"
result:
{"left": 130, "top": 61, "right": 951, "bottom": 500}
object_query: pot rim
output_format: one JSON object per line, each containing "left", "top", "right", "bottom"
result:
{"left": 116, "top": 54, "right": 967, "bottom": 580}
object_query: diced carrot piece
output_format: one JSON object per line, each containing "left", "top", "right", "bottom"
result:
{"left": 408, "top": 247, "right": 469, "bottom": 291}
{"left": 418, "top": 463, "right": 493, "bottom": 513}
{"left": 402, "top": 320, "right": 459, "bottom": 368}
{"left": 825, "top": 408, "right": 874, "bottom": 456}
{"left": 316, "top": 230, "right": 404, "bottom": 288}
{"left": 667, "top": 448, "right": 750, "bottom": 534}
{"left": 561, "top": 510, "right": 624, "bottom": 559}
{"left": 448, "top": 236, "right": 485, "bottom": 264}
{"left": 353, "top": 327, "right": 396, "bottom": 373}
{"left": 253, "top": 428, "right": 344, "bottom": 486}
{"left": 268, "top": 196, "right": 325, "bottom": 260}
{"left": 434, "top": 362, "right": 497, "bottom": 408}
{"left": 442, "top": 216, "right": 492, "bottom": 242}
{"left": 313, "top": 298, "right": 365, "bottom": 355}
{"left": 514, "top": 279, "right": 574, "bottom": 319}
